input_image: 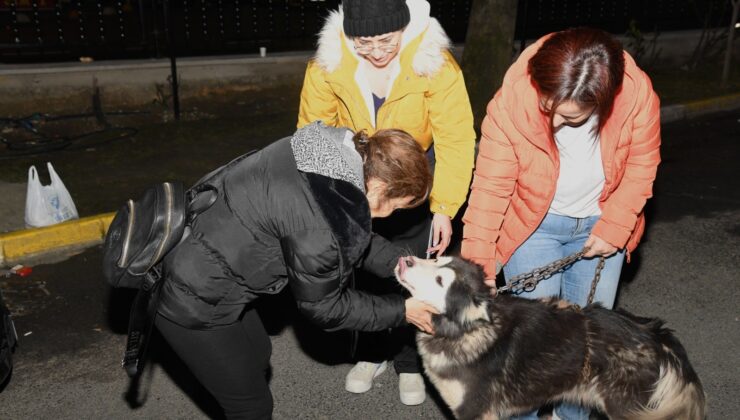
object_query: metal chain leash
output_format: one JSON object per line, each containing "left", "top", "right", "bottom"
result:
{"left": 495, "top": 249, "right": 608, "bottom": 383}
{"left": 585, "top": 255, "right": 606, "bottom": 306}
{"left": 497, "top": 250, "right": 606, "bottom": 306}
{"left": 582, "top": 256, "right": 606, "bottom": 381}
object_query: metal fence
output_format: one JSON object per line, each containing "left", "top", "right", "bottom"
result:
{"left": 517, "top": 0, "right": 732, "bottom": 38}
{"left": 0, "top": 0, "right": 730, "bottom": 63}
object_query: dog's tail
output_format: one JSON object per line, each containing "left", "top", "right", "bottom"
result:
{"left": 629, "top": 321, "right": 706, "bottom": 420}
{"left": 628, "top": 363, "right": 706, "bottom": 420}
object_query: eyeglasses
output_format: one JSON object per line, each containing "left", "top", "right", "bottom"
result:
{"left": 353, "top": 41, "right": 399, "bottom": 55}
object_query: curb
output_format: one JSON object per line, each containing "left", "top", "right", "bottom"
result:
{"left": 0, "top": 213, "right": 115, "bottom": 267}
{"left": 1, "top": 93, "right": 739, "bottom": 267}
{"left": 660, "top": 93, "right": 740, "bottom": 124}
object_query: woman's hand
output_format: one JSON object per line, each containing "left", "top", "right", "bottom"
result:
{"left": 583, "top": 234, "right": 618, "bottom": 258}
{"left": 427, "top": 213, "right": 453, "bottom": 256}
{"left": 405, "top": 298, "right": 439, "bottom": 334}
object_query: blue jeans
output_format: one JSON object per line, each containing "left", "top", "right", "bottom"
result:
{"left": 503, "top": 213, "right": 625, "bottom": 420}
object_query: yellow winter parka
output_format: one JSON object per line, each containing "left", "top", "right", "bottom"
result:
{"left": 297, "top": 1, "right": 475, "bottom": 218}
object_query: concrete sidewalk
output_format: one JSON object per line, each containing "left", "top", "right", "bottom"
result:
{"left": 1, "top": 92, "right": 739, "bottom": 267}
{"left": 1, "top": 111, "right": 738, "bottom": 419}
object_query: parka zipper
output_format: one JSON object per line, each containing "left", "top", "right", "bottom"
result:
{"left": 148, "top": 182, "right": 174, "bottom": 270}
{"left": 117, "top": 199, "right": 136, "bottom": 267}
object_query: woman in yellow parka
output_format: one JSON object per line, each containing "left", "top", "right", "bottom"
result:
{"left": 297, "top": 0, "right": 475, "bottom": 406}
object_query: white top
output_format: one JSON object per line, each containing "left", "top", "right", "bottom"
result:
{"left": 548, "top": 114, "right": 605, "bottom": 218}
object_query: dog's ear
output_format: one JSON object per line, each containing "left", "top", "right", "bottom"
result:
{"left": 433, "top": 313, "right": 464, "bottom": 338}
{"left": 458, "top": 258, "right": 492, "bottom": 302}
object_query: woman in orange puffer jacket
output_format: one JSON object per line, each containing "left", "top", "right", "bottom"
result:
{"left": 461, "top": 27, "right": 661, "bottom": 420}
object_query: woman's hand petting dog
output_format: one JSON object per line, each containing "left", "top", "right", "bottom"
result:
{"left": 583, "top": 234, "right": 618, "bottom": 258}
{"left": 405, "top": 298, "right": 439, "bottom": 334}
{"left": 427, "top": 213, "right": 453, "bottom": 256}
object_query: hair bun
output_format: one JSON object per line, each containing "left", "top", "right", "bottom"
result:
{"left": 352, "top": 130, "right": 371, "bottom": 152}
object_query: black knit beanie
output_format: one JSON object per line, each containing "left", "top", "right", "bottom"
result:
{"left": 343, "top": 0, "right": 410, "bottom": 37}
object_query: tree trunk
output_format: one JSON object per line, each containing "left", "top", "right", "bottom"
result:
{"left": 721, "top": 0, "right": 740, "bottom": 88}
{"left": 461, "top": 0, "right": 518, "bottom": 129}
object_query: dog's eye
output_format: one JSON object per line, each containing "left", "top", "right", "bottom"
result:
{"left": 435, "top": 275, "right": 443, "bottom": 286}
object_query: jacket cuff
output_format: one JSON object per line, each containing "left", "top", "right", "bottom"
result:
{"left": 591, "top": 219, "right": 631, "bottom": 249}
{"left": 430, "top": 201, "right": 459, "bottom": 218}
{"left": 474, "top": 257, "right": 497, "bottom": 280}
{"left": 461, "top": 240, "right": 499, "bottom": 279}
{"left": 390, "top": 293, "right": 408, "bottom": 328}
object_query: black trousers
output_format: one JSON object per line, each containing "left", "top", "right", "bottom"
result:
{"left": 356, "top": 202, "right": 432, "bottom": 374}
{"left": 155, "top": 309, "right": 273, "bottom": 420}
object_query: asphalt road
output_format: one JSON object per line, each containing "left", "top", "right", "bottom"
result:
{"left": 1, "top": 111, "right": 738, "bottom": 419}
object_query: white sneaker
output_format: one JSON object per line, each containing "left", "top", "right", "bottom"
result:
{"left": 345, "top": 361, "right": 388, "bottom": 394}
{"left": 399, "top": 373, "right": 426, "bottom": 405}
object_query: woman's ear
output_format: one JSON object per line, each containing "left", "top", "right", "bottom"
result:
{"left": 365, "top": 178, "right": 386, "bottom": 198}
{"left": 365, "top": 178, "right": 383, "bottom": 217}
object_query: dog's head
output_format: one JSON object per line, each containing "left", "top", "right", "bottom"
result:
{"left": 395, "top": 256, "right": 492, "bottom": 336}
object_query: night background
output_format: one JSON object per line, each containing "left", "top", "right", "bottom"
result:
{"left": 0, "top": 0, "right": 736, "bottom": 62}
{"left": 0, "top": 1, "right": 738, "bottom": 419}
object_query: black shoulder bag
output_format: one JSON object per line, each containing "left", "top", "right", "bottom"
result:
{"left": 103, "top": 181, "right": 217, "bottom": 377}
{"left": 102, "top": 150, "right": 256, "bottom": 378}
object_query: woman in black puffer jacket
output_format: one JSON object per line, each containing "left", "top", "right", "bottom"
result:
{"left": 156, "top": 121, "right": 436, "bottom": 419}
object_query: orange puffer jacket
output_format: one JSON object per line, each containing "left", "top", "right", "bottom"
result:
{"left": 461, "top": 37, "right": 661, "bottom": 279}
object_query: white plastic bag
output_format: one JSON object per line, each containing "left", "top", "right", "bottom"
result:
{"left": 24, "top": 162, "right": 79, "bottom": 228}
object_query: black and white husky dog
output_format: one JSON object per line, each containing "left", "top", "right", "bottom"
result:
{"left": 394, "top": 255, "right": 706, "bottom": 420}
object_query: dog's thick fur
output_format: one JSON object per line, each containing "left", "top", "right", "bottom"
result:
{"left": 394, "top": 256, "right": 706, "bottom": 420}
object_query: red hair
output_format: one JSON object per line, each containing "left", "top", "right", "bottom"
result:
{"left": 528, "top": 27, "right": 625, "bottom": 131}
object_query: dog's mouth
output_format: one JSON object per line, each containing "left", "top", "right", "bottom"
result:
{"left": 396, "top": 257, "right": 415, "bottom": 293}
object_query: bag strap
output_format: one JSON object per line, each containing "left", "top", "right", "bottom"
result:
{"left": 28, "top": 165, "right": 38, "bottom": 182}
{"left": 47, "top": 162, "right": 62, "bottom": 186}
{"left": 186, "top": 184, "right": 218, "bottom": 226}
{"left": 122, "top": 268, "right": 162, "bottom": 378}
{"left": 182, "top": 149, "right": 259, "bottom": 226}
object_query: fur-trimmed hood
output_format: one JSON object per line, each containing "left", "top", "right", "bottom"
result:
{"left": 298, "top": 0, "right": 476, "bottom": 220}
{"left": 314, "top": 0, "right": 451, "bottom": 77}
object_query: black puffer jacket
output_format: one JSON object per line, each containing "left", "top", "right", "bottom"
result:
{"left": 158, "top": 122, "right": 406, "bottom": 331}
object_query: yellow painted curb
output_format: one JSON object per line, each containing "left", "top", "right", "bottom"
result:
{"left": 0, "top": 212, "right": 115, "bottom": 265}
{"left": 683, "top": 92, "right": 740, "bottom": 113}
